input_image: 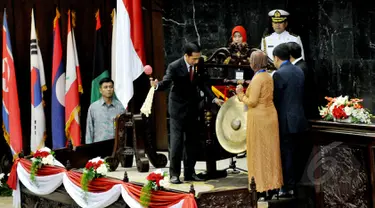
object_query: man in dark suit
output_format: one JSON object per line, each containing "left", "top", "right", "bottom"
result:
{"left": 287, "top": 42, "right": 316, "bottom": 195}
{"left": 151, "top": 42, "right": 223, "bottom": 184}
{"left": 272, "top": 43, "right": 308, "bottom": 197}
{"left": 287, "top": 41, "right": 317, "bottom": 119}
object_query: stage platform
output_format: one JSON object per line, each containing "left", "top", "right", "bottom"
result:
{"left": 107, "top": 152, "right": 249, "bottom": 194}
{"left": 107, "top": 152, "right": 297, "bottom": 208}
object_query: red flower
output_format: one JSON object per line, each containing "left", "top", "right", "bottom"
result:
{"left": 146, "top": 173, "right": 157, "bottom": 181}
{"left": 146, "top": 172, "right": 164, "bottom": 186}
{"left": 85, "top": 160, "right": 104, "bottom": 170}
{"left": 332, "top": 105, "right": 348, "bottom": 119}
{"left": 85, "top": 161, "right": 94, "bottom": 169}
{"left": 34, "top": 151, "right": 50, "bottom": 158}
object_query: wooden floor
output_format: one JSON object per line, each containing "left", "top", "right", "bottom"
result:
{"left": 107, "top": 152, "right": 301, "bottom": 208}
{"left": 107, "top": 152, "right": 250, "bottom": 194}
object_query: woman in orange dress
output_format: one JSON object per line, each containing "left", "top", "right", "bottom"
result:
{"left": 236, "top": 50, "right": 283, "bottom": 200}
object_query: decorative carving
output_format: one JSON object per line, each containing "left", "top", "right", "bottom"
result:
{"left": 21, "top": 190, "right": 80, "bottom": 208}
{"left": 113, "top": 112, "right": 168, "bottom": 173}
{"left": 104, "top": 156, "right": 119, "bottom": 171}
{"left": 141, "top": 114, "right": 168, "bottom": 168}
{"left": 321, "top": 145, "right": 369, "bottom": 207}
{"left": 206, "top": 47, "right": 231, "bottom": 64}
{"left": 204, "top": 46, "right": 274, "bottom": 80}
{"left": 123, "top": 171, "right": 129, "bottom": 182}
{"left": 115, "top": 113, "right": 132, "bottom": 168}
{"left": 227, "top": 43, "right": 251, "bottom": 65}
{"left": 132, "top": 114, "right": 150, "bottom": 172}
{"left": 249, "top": 177, "right": 257, "bottom": 207}
{"left": 189, "top": 184, "right": 196, "bottom": 195}
{"left": 197, "top": 189, "right": 254, "bottom": 208}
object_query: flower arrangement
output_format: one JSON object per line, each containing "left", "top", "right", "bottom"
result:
{"left": 140, "top": 169, "right": 168, "bottom": 207}
{"left": 318, "top": 95, "right": 374, "bottom": 124}
{"left": 80, "top": 157, "right": 109, "bottom": 193}
{"left": 30, "top": 147, "right": 55, "bottom": 182}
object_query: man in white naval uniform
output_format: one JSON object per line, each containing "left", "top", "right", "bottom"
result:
{"left": 261, "top": 9, "right": 305, "bottom": 63}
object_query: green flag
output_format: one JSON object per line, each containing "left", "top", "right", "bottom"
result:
{"left": 91, "top": 10, "right": 109, "bottom": 103}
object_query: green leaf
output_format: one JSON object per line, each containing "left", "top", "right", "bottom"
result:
{"left": 140, "top": 181, "right": 153, "bottom": 207}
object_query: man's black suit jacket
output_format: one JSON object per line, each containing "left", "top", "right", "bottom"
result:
{"left": 156, "top": 57, "right": 215, "bottom": 120}
{"left": 273, "top": 62, "right": 308, "bottom": 136}
{"left": 295, "top": 59, "right": 317, "bottom": 119}
{"left": 294, "top": 59, "right": 308, "bottom": 76}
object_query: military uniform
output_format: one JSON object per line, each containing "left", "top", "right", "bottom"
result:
{"left": 261, "top": 31, "right": 304, "bottom": 61}
{"left": 261, "top": 9, "right": 305, "bottom": 61}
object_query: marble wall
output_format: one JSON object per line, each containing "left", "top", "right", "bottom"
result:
{"left": 161, "top": 0, "right": 375, "bottom": 115}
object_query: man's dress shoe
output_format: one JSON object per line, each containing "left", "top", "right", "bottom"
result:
{"left": 170, "top": 176, "right": 182, "bottom": 184}
{"left": 184, "top": 174, "right": 204, "bottom": 182}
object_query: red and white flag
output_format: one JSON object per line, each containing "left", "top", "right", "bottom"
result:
{"left": 2, "top": 9, "right": 23, "bottom": 156}
{"left": 112, "top": 0, "right": 146, "bottom": 109}
{"left": 30, "top": 8, "right": 47, "bottom": 153}
{"left": 65, "top": 10, "right": 82, "bottom": 147}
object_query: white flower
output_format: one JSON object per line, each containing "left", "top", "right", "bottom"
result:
{"left": 344, "top": 106, "right": 353, "bottom": 116}
{"left": 154, "top": 169, "right": 164, "bottom": 175}
{"left": 319, "top": 107, "right": 329, "bottom": 117}
{"left": 0, "top": 180, "right": 2, "bottom": 187}
{"left": 159, "top": 179, "right": 169, "bottom": 187}
{"left": 352, "top": 108, "right": 372, "bottom": 124}
{"left": 335, "top": 95, "right": 348, "bottom": 106}
{"left": 90, "top": 157, "right": 104, "bottom": 163}
{"left": 96, "top": 164, "right": 108, "bottom": 176}
{"left": 41, "top": 154, "right": 54, "bottom": 165}
{"left": 38, "top": 147, "right": 51, "bottom": 153}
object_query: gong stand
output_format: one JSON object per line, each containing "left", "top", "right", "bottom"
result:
{"left": 197, "top": 110, "right": 229, "bottom": 180}
{"left": 222, "top": 88, "right": 248, "bottom": 174}
{"left": 120, "top": 112, "right": 167, "bottom": 172}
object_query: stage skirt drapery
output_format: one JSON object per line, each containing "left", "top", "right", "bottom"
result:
{"left": 7, "top": 158, "right": 197, "bottom": 208}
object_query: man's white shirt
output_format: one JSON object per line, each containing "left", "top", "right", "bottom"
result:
{"left": 291, "top": 57, "right": 303, "bottom": 65}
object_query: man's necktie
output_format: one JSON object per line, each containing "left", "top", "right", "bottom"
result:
{"left": 189, "top": 66, "right": 194, "bottom": 81}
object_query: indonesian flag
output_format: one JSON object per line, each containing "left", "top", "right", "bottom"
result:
{"left": 30, "top": 9, "right": 47, "bottom": 153}
{"left": 65, "top": 10, "right": 83, "bottom": 147}
{"left": 112, "top": 0, "right": 146, "bottom": 109}
{"left": 2, "top": 9, "right": 23, "bottom": 157}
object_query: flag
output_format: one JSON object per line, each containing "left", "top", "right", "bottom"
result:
{"left": 30, "top": 8, "right": 47, "bottom": 153}
{"left": 90, "top": 9, "right": 109, "bottom": 103}
{"left": 2, "top": 9, "right": 23, "bottom": 156}
{"left": 65, "top": 10, "right": 83, "bottom": 147}
{"left": 111, "top": 9, "right": 116, "bottom": 83}
{"left": 112, "top": 0, "right": 146, "bottom": 109}
{"left": 51, "top": 8, "right": 66, "bottom": 149}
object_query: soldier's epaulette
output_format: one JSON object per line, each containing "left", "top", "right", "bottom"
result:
{"left": 262, "top": 34, "right": 270, "bottom": 38}
{"left": 289, "top": 32, "right": 299, "bottom": 37}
